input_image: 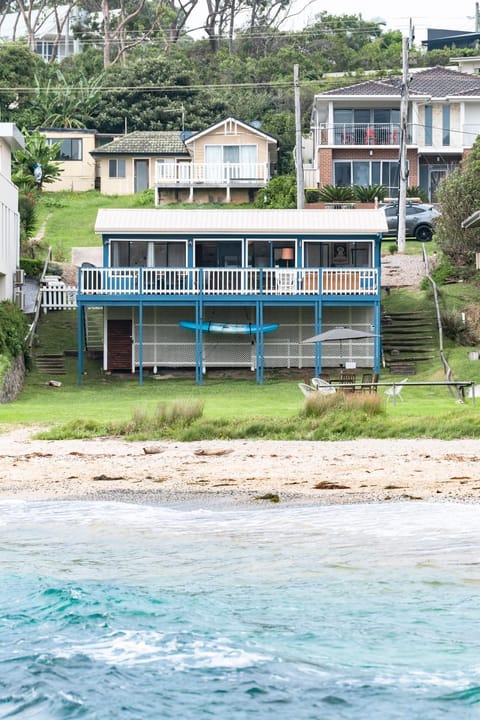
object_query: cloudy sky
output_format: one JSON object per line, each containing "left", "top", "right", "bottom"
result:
{"left": 281, "top": 0, "right": 479, "bottom": 44}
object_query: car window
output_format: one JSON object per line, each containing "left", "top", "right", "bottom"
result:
{"left": 406, "top": 206, "right": 425, "bottom": 215}
{"left": 384, "top": 207, "right": 397, "bottom": 217}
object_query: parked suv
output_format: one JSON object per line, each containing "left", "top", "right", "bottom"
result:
{"left": 382, "top": 201, "right": 440, "bottom": 242}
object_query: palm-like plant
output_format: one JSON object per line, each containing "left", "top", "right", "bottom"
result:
{"left": 12, "top": 129, "right": 63, "bottom": 190}
{"left": 29, "top": 69, "right": 104, "bottom": 129}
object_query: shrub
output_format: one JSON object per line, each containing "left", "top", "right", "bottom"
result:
{"left": 353, "top": 184, "right": 386, "bottom": 202}
{"left": 0, "top": 301, "right": 29, "bottom": 360}
{"left": 305, "top": 187, "right": 321, "bottom": 203}
{"left": 135, "top": 188, "right": 155, "bottom": 207}
{"left": 20, "top": 257, "right": 44, "bottom": 279}
{"left": 440, "top": 309, "right": 479, "bottom": 346}
{"left": 407, "top": 185, "right": 429, "bottom": 202}
{"left": 254, "top": 176, "right": 297, "bottom": 208}
{"left": 318, "top": 184, "right": 355, "bottom": 202}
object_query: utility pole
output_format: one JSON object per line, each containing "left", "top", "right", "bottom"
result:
{"left": 294, "top": 64, "right": 305, "bottom": 209}
{"left": 397, "top": 24, "right": 413, "bottom": 253}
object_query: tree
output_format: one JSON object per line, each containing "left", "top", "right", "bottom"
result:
{"left": 12, "top": 129, "right": 63, "bottom": 191}
{"left": 0, "top": 42, "right": 45, "bottom": 122}
{"left": 435, "top": 136, "right": 480, "bottom": 271}
{"left": 27, "top": 68, "right": 104, "bottom": 128}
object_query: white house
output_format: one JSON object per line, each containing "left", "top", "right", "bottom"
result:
{"left": 0, "top": 123, "right": 24, "bottom": 302}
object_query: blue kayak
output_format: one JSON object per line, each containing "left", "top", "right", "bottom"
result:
{"left": 179, "top": 321, "right": 279, "bottom": 335}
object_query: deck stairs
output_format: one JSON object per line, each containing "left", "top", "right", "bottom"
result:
{"left": 381, "top": 310, "right": 436, "bottom": 373}
{"left": 84, "top": 307, "right": 104, "bottom": 351}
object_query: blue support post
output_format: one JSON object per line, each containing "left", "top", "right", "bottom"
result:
{"left": 255, "top": 301, "right": 264, "bottom": 384}
{"left": 195, "top": 295, "right": 204, "bottom": 385}
{"left": 138, "top": 303, "right": 143, "bottom": 385}
{"left": 77, "top": 303, "right": 84, "bottom": 385}
{"left": 314, "top": 301, "right": 322, "bottom": 377}
{"left": 374, "top": 300, "right": 382, "bottom": 374}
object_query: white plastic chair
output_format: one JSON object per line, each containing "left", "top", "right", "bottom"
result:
{"left": 311, "top": 377, "right": 336, "bottom": 394}
{"left": 384, "top": 378, "right": 408, "bottom": 402}
{"left": 298, "top": 382, "right": 316, "bottom": 397}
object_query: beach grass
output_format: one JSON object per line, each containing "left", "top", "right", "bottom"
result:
{"left": 1, "top": 302, "right": 479, "bottom": 440}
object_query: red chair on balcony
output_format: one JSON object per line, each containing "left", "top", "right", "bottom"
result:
{"left": 365, "top": 127, "right": 375, "bottom": 145}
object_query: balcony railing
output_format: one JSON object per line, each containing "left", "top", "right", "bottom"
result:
{"left": 79, "top": 267, "right": 378, "bottom": 297}
{"left": 154, "top": 161, "right": 270, "bottom": 185}
{"left": 318, "top": 123, "right": 406, "bottom": 146}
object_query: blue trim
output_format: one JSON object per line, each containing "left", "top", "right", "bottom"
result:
{"left": 77, "top": 304, "right": 84, "bottom": 385}
{"left": 138, "top": 303, "right": 143, "bottom": 385}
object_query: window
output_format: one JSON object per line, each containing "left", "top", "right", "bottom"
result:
{"left": 109, "top": 159, "right": 126, "bottom": 178}
{"left": 333, "top": 108, "right": 400, "bottom": 145}
{"left": 111, "top": 241, "right": 185, "bottom": 267}
{"left": 204, "top": 145, "right": 257, "bottom": 180}
{"left": 424, "top": 105, "right": 433, "bottom": 146}
{"left": 442, "top": 105, "right": 450, "bottom": 146}
{"left": 334, "top": 160, "right": 400, "bottom": 196}
{"left": 47, "top": 138, "right": 82, "bottom": 160}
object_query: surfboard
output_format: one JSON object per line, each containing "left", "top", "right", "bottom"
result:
{"left": 179, "top": 320, "right": 279, "bottom": 335}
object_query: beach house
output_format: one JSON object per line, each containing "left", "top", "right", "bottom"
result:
{"left": 76, "top": 208, "right": 386, "bottom": 383}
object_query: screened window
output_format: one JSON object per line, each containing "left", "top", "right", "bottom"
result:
{"left": 109, "top": 159, "right": 126, "bottom": 178}
{"left": 111, "top": 241, "right": 186, "bottom": 267}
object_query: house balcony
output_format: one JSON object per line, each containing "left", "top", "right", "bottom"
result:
{"left": 154, "top": 161, "right": 271, "bottom": 187}
{"left": 317, "top": 123, "right": 406, "bottom": 147}
{"left": 78, "top": 267, "right": 379, "bottom": 301}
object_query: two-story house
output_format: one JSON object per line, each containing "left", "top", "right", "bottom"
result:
{"left": 76, "top": 208, "right": 386, "bottom": 384}
{"left": 309, "top": 66, "right": 480, "bottom": 201}
{"left": 0, "top": 123, "right": 24, "bottom": 302}
{"left": 91, "top": 118, "right": 278, "bottom": 204}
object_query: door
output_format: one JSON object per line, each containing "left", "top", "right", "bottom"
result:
{"left": 430, "top": 169, "right": 446, "bottom": 202}
{"left": 134, "top": 159, "right": 149, "bottom": 193}
{"left": 107, "top": 319, "right": 132, "bottom": 370}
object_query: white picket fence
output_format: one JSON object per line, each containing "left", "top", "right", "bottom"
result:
{"left": 41, "top": 279, "right": 77, "bottom": 312}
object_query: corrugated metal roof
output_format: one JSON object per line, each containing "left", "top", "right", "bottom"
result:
{"left": 95, "top": 208, "right": 387, "bottom": 235}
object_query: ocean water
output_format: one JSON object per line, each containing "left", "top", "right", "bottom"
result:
{"left": 1, "top": 500, "right": 479, "bottom": 719}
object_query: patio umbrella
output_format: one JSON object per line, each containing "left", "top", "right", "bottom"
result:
{"left": 303, "top": 327, "right": 378, "bottom": 364}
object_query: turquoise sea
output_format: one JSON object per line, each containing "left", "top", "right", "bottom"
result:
{"left": 1, "top": 500, "right": 479, "bottom": 719}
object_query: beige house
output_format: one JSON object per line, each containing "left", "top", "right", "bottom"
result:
{"left": 91, "top": 118, "right": 278, "bottom": 204}
{"left": 0, "top": 123, "right": 24, "bottom": 303}
{"left": 42, "top": 128, "right": 97, "bottom": 191}
{"left": 91, "top": 131, "right": 190, "bottom": 197}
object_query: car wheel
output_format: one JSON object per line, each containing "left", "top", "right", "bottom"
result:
{"left": 415, "top": 225, "right": 432, "bottom": 242}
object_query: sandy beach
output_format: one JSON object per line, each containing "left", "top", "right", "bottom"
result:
{"left": 1, "top": 426, "right": 479, "bottom": 506}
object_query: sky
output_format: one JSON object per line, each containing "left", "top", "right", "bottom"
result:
{"left": 278, "top": 0, "right": 480, "bottom": 45}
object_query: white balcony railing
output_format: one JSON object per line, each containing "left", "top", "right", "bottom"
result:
{"left": 79, "top": 267, "right": 378, "bottom": 297}
{"left": 316, "top": 123, "right": 406, "bottom": 146}
{"left": 155, "top": 161, "right": 270, "bottom": 185}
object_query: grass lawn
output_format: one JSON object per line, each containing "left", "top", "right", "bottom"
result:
{"left": 35, "top": 191, "right": 255, "bottom": 264}
{"left": 1, "top": 308, "right": 479, "bottom": 441}
{"left": 10, "top": 198, "right": 479, "bottom": 440}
